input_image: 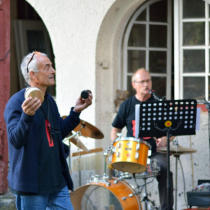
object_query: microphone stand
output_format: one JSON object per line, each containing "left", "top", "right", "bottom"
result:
{"left": 149, "top": 90, "right": 165, "bottom": 101}
{"left": 149, "top": 90, "right": 172, "bottom": 209}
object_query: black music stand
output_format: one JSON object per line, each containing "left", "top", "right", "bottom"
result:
{"left": 135, "top": 99, "right": 197, "bottom": 210}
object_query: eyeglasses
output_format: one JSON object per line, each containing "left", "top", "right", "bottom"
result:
{"left": 134, "top": 79, "right": 151, "bottom": 84}
{"left": 26, "top": 51, "right": 38, "bottom": 73}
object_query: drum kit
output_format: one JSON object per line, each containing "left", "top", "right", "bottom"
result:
{"left": 63, "top": 118, "right": 197, "bottom": 210}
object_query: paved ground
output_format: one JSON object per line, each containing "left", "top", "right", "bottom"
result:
{"left": 0, "top": 191, "right": 16, "bottom": 210}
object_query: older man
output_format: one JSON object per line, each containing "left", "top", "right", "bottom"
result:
{"left": 111, "top": 68, "right": 174, "bottom": 210}
{"left": 4, "top": 51, "right": 92, "bottom": 210}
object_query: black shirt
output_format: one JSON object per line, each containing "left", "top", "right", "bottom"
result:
{"left": 112, "top": 95, "right": 157, "bottom": 154}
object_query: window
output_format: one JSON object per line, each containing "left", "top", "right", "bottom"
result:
{"left": 123, "top": 0, "right": 172, "bottom": 99}
{"left": 175, "top": 0, "right": 210, "bottom": 100}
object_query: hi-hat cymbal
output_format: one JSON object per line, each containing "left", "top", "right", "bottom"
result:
{"left": 74, "top": 120, "right": 104, "bottom": 139}
{"left": 157, "top": 144, "right": 197, "bottom": 155}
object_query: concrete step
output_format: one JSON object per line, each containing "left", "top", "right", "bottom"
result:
{"left": 0, "top": 192, "right": 16, "bottom": 210}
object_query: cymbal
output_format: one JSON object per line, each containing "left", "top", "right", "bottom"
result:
{"left": 157, "top": 144, "right": 197, "bottom": 155}
{"left": 63, "top": 136, "right": 88, "bottom": 151}
{"left": 74, "top": 120, "right": 104, "bottom": 139}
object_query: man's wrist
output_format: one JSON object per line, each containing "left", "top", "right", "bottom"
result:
{"left": 73, "top": 107, "right": 81, "bottom": 113}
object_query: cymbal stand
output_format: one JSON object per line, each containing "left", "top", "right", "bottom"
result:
{"left": 172, "top": 139, "right": 188, "bottom": 210}
{"left": 68, "top": 131, "right": 83, "bottom": 186}
{"left": 66, "top": 131, "right": 80, "bottom": 167}
{"left": 103, "top": 146, "right": 113, "bottom": 179}
{"left": 141, "top": 177, "right": 158, "bottom": 210}
{"left": 172, "top": 139, "right": 179, "bottom": 210}
{"left": 174, "top": 153, "right": 180, "bottom": 210}
{"left": 68, "top": 130, "right": 81, "bottom": 139}
{"left": 103, "top": 149, "right": 108, "bottom": 177}
{"left": 68, "top": 140, "right": 71, "bottom": 170}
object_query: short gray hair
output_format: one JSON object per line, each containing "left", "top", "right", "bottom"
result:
{"left": 20, "top": 51, "right": 47, "bottom": 85}
{"left": 131, "top": 68, "right": 148, "bottom": 82}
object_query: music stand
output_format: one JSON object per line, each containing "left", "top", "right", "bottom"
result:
{"left": 135, "top": 99, "right": 197, "bottom": 210}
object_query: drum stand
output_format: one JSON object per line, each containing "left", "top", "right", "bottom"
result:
{"left": 66, "top": 131, "right": 81, "bottom": 185}
{"left": 141, "top": 177, "right": 158, "bottom": 210}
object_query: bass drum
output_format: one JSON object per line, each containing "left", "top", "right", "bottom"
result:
{"left": 71, "top": 177, "right": 142, "bottom": 210}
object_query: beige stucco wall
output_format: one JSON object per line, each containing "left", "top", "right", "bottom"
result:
{"left": 25, "top": 0, "right": 146, "bottom": 149}
{"left": 26, "top": 0, "right": 114, "bottom": 150}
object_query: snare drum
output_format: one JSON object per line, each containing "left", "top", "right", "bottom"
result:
{"left": 71, "top": 176, "right": 141, "bottom": 210}
{"left": 111, "top": 137, "right": 150, "bottom": 173}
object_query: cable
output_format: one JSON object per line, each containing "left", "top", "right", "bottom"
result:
{"left": 178, "top": 158, "right": 187, "bottom": 206}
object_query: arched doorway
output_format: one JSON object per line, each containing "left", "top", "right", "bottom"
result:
{"left": 11, "top": 0, "right": 55, "bottom": 96}
{"left": 0, "top": 0, "right": 55, "bottom": 193}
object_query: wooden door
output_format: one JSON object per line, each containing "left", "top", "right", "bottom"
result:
{"left": 0, "top": 0, "right": 10, "bottom": 193}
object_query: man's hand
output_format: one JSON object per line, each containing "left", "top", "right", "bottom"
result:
{"left": 21, "top": 97, "right": 42, "bottom": 116}
{"left": 155, "top": 136, "right": 167, "bottom": 148}
{"left": 155, "top": 136, "right": 175, "bottom": 148}
{"left": 73, "top": 92, "right": 93, "bottom": 113}
{"left": 111, "top": 127, "right": 122, "bottom": 142}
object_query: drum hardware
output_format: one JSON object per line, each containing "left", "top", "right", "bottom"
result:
{"left": 141, "top": 176, "right": 159, "bottom": 210}
{"left": 129, "top": 160, "right": 159, "bottom": 210}
{"left": 63, "top": 133, "right": 88, "bottom": 151}
{"left": 63, "top": 130, "right": 88, "bottom": 186}
{"left": 103, "top": 146, "right": 113, "bottom": 177}
{"left": 135, "top": 169, "right": 159, "bottom": 180}
{"left": 89, "top": 174, "right": 110, "bottom": 186}
{"left": 121, "top": 191, "right": 140, "bottom": 200}
{"left": 103, "top": 149, "right": 108, "bottom": 177}
{"left": 136, "top": 143, "right": 140, "bottom": 150}
{"left": 114, "top": 174, "right": 130, "bottom": 184}
{"left": 113, "top": 132, "right": 123, "bottom": 143}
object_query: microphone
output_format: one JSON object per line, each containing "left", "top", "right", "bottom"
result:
{"left": 80, "top": 90, "right": 91, "bottom": 99}
{"left": 149, "top": 89, "right": 162, "bottom": 101}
